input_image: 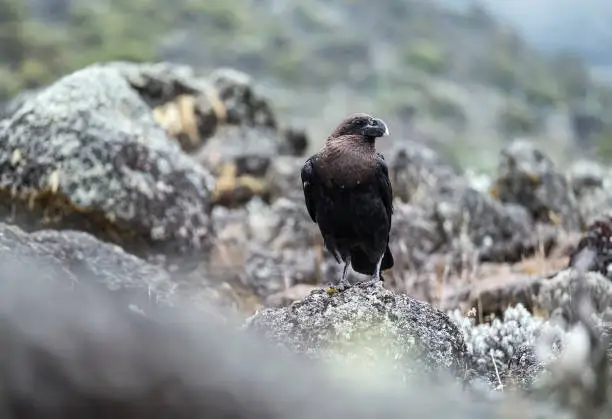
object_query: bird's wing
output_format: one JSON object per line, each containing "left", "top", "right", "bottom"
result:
{"left": 375, "top": 154, "right": 393, "bottom": 226}
{"left": 301, "top": 156, "right": 318, "bottom": 222}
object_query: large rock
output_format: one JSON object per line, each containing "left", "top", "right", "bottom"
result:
{"left": 0, "top": 255, "right": 567, "bottom": 419}
{"left": 0, "top": 63, "right": 217, "bottom": 268}
{"left": 245, "top": 281, "right": 469, "bottom": 380}
{"left": 0, "top": 220, "right": 243, "bottom": 317}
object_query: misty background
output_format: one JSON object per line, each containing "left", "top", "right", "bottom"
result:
{"left": 4, "top": 0, "right": 612, "bottom": 175}
{"left": 442, "top": 0, "right": 612, "bottom": 78}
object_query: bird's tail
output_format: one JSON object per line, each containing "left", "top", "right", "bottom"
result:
{"left": 381, "top": 245, "right": 394, "bottom": 271}
{"left": 350, "top": 245, "right": 394, "bottom": 278}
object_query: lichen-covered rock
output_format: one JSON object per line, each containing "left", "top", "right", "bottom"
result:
{"left": 189, "top": 68, "right": 308, "bottom": 207}
{"left": 208, "top": 67, "right": 277, "bottom": 129}
{"left": 0, "top": 63, "right": 217, "bottom": 268}
{"left": 104, "top": 62, "right": 305, "bottom": 208}
{"left": 109, "top": 61, "right": 228, "bottom": 152}
{"left": 492, "top": 140, "right": 581, "bottom": 231}
{"left": 0, "top": 88, "right": 42, "bottom": 119}
{"left": 246, "top": 198, "right": 317, "bottom": 251}
{"left": 245, "top": 281, "right": 468, "bottom": 379}
{"left": 194, "top": 125, "right": 281, "bottom": 177}
{"left": 567, "top": 160, "right": 608, "bottom": 196}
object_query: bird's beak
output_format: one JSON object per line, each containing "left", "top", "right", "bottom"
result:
{"left": 363, "top": 118, "right": 390, "bottom": 138}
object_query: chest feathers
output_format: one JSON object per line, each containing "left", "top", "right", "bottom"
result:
{"left": 316, "top": 137, "right": 377, "bottom": 188}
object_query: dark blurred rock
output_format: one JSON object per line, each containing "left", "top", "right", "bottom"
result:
{"left": 245, "top": 281, "right": 469, "bottom": 380}
{"left": 570, "top": 107, "right": 604, "bottom": 144}
{"left": 435, "top": 188, "right": 557, "bottom": 264}
{"left": 278, "top": 126, "right": 309, "bottom": 156}
{"left": 388, "top": 203, "right": 443, "bottom": 272}
{"left": 0, "top": 251, "right": 564, "bottom": 419}
{"left": 0, "top": 63, "right": 216, "bottom": 269}
{"left": 243, "top": 247, "right": 319, "bottom": 298}
{"left": 492, "top": 140, "right": 581, "bottom": 231}
{"left": 568, "top": 216, "right": 612, "bottom": 280}
{"left": 208, "top": 67, "right": 277, "bottom": 129}
{"left": 0, "top": 221, "right": 175, "bottom": 313}
{"left": 385, "top": 138, "right": 555, "bottom": 266}
{"left": 535, "top": 269, "right": 612, "bottom": 321}
{"left": 567, "top": 160, "right": 612, "bottom": 225}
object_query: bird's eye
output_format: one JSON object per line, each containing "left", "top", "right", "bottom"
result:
{"left": 354, "top": 119, "right": 367, "bottom": 126}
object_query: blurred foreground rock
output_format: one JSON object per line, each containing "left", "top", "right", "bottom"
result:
{"left": 0, "top": 250, "right": 584, "bottom": 419}
{"left": 0, "top": 220, "right": 246, "bottom": 317}
{"left": 0, "top": 220, "right": 177, "bottom": 315}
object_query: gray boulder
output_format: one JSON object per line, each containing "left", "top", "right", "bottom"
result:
{"left": 0, "top": 63, "right": 216, "bottom": 268}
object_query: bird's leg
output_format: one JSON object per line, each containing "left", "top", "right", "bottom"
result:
{"left": 338, "top": 255, "right": 351, "bottom": 289}
{"left": 363, "top": 254, "right": 384, "bottom": 287}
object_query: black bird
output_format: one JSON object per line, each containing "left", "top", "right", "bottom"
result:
{"left": 301, "top": 112, "right": 394, "bottom": 285}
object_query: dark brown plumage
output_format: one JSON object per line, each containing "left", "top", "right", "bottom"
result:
{"left": 301, "top": 112, "right": 394, "bottom": 284}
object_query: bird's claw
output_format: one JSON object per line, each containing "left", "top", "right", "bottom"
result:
{"left": 358, "top": 276, "right": 382, "bottom": 288}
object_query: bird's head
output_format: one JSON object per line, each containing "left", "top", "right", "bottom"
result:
{"left": 330, "top": 113, "right": 390, "bottom": 143}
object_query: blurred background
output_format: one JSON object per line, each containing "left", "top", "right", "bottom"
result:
{"left": 3, "top": 0, "right": 612, "bottom": 173}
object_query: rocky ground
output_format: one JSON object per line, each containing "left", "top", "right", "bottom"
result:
{"left": 2, "top": 61, "right": 612, "bottom": 417}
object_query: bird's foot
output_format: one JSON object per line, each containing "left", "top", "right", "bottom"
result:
{"left": 358, "top": 275, "right": 383, "bottom": 288}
